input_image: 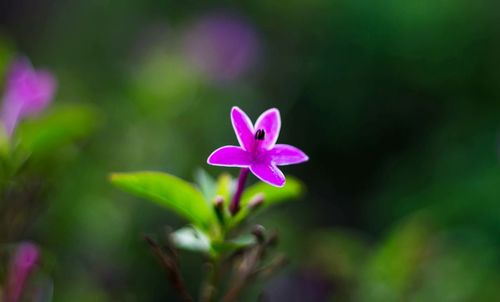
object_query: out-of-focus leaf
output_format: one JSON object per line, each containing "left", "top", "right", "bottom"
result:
{"left": 227, "top": 177, "right": 303, "bottom": 229}
{"left": 171, "top": 226, "right": 211, "bottom": 253}
{"left": 194, "top": 169, "right": 216, "bottom": 202}
{"left": 407, "top": 230, "right": 500, "bottom": 302}
{"left": 240, "top": 176, "right": 303, "bottom": 209}
{"left": 212, "top": 234, "right": 256, "bottom": 253}
{"left": 0, "top": 123, "right": 9, "bottom": 158}
{"left": 131, "top": 52, "right": 201, "bottom": 117}
{"left": 17, "top": 105, "right": 99, "bottom": 157}
{"left": 110, "top": 172, "right": 218, "bottom": 235}
{"left": 31, "top": 273, "right": 54, "bottom": 302}
{"left": 309, "top": 229, "right": 369, "bottom": 282}
{"left": 357, "top": 213, "right": 433, "bottom": 302}
{"left": 215, "top": 173, "right": 233, "bottom": 206}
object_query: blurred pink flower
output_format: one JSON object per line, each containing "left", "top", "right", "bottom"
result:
{"left": 1, "top": 57, "right": 57, "bottom": 136}
{"left": 208, "top": 106, "right": 308, "bottom": 187}
{"left": 184, "top": 12, "right": 260, "bottom": 82}
{"left": 4, "top": 242, "right": 40, "bottom": 302}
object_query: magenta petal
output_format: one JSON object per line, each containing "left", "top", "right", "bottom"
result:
{"left": 7, "top": 242, "right": 39, "bottom": 302}
{"left": 254, "top": 108, "right": 280, "bottom": 150}
{"left": 269, "top": 144, "right": 309, "bottom": 166}
{"left": 207, "top": 145, "right": 252, "bottom": 167}
{"left": 1, "top": 58, "right": 57, "bottom": 136}
{"left": 231, "top": 106, "right": 254, "bottom": 151}
{"left": 250, "top": 162, "right": 285, "bottom": 187}
{"left": 19, "top": 70, "right": 57, "bottom": 117}
{"left": 1, "top": 97, "right": 23, "bottom": 136}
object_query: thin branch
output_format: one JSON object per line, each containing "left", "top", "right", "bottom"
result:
{"left": 221, "top": 229, "right": 280, "bottom": 302}
{"left": 251, "top": 254, "right": 288, "bottom": 279}
{"left": 144, "top": 235, "right": 193, "bottom": 302}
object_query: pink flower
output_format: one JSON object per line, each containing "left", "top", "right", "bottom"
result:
{"left": 184, "top": 12, "right": 260, "bottom": 82}
{"left": 5, "top": 242, "right": 40, "bottom": 302}
{"left": 207, "top": 107, "right": 308, "bottom": 187}
{"left": 1, "top": 57, "right": 57, "bottom": 136}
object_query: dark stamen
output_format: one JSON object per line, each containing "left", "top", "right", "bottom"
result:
{"left": 255, "top": 129, "right": 265, "bottom": 140}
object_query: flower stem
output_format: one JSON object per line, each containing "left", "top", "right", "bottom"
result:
{"left": 229, "top": 168, "right": 250, "bottom": 215}
{"left": 200, "top": 257, "right": 222, "bottom": 302}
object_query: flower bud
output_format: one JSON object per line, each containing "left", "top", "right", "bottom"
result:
{"left": 247, "top": 193, "right": 264, "bottom": 211}
{"left": 1, "top": 57, "right": 57, "bottom": 136}
{"left": 5, "top": 242, "right": 40, "bottom": 302}
{"left": 213, "top": 195, "right": 225, "bottom": 225}
{"left": 251, "top": 224, "right": 266, "bottom": 243}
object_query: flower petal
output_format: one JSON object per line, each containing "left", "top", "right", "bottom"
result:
{"left": 254, "top": 108, "right": 280, "bottom": 150}
{"left": 231, "top": 106, "right": 254, "bottom": 151}
{"left": 250, "top": 162, "right": 285, "bottom": 187}
{"left": 0, "top": 96, "right": 22, "bottom": 137}
{"left": 19, "top": 70, "right": 57, "bottom": 117}
{"left": 269, "top": 144, "right": 309, "bottom": 166}
{"left": 207, "top": 145, "right": 252, "bottom": 167}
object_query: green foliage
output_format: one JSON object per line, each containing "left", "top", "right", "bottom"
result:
{"left": 0, "top": 124, "right": 10, "bottom": 182}
{"left": 309, "top": 229, "right": 369, "bottom": 282}
{"left": 9, "top": 0, "right": 500, "bottom": 299}
{"left": 211, "top": 234, "right": 256, "bottom": 254}
{"left": 130, "top": 52, "right": 201, "bottom": 117}
{"left": 240, "top": 176, "right": 303, "bottom": 209}
{"left": 227, "top": 177, "right": 304, "bottom": 229}
{"left": 215, "top": 173, "right": 233, "bottom": 207}
{"left": 0, "top": 124, "right": 9, "bottom": 159}
{"left": 171, "top": 226, "right": 256, "bottom": 255}
{"left": 16, "top": 105, "right": 99, "bottom": 158}
{"left": 171, "top": 226, "right": 212, "bottom": 253}
{"left": 358, "top": 214, "right": 433, "bottom": 302}
{"left": 194, "top": 169, "right": 217, "bottom": 202}
{"left": 110, "top": 171, "right": 219, "bottom": 236}
{"left": 111, "top": 171, "right": 302, "bottom": 257}
{"left": 308, "top": 214, "right": 500, "bottom": 302}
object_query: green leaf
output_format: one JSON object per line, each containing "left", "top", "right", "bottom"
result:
{"left": 171, "top": 226, "right": 211, "bottom": 253}
{"left": 212, "top": 234, "right": 256, "bottom": 253}
{"left": 215, "top": 173, "right": 233, "bottom": 206}
{"left": 358, "top": 213, "right": 433, "bottom": 301}
{"left": 240, "top": 176, "right": 303, "bottom": 209}
{"left": 194, "top": 169, "right": 217, "bottom": 201}
{"left": 110, "top": 171, "right": 218, "bottom": 234}
{"left": 16, "top": 105, "right": 99, "bottom": 157}
{"left": 227, "top": 176, "right": 304, "bottom": 229}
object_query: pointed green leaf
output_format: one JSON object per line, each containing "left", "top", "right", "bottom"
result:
{"left": 110, "top": 171, "right": 217, "bottom": 233}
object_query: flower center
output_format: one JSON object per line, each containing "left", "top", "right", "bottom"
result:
{"left": 254, "top": 129, "right": 265, "bottom": 141}
{"left": 250, "top": 129, "right": 266, "bottom": 158}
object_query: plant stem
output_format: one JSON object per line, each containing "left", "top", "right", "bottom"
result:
{"left": 144, "top": 236, "right": 193, "bottom": 302}
{"left": 229, "top": 168, "right": 249, "bottom": 215}
{"left": 200, "top": 257, "right": 222, "bottom": 302}
{"left": 222, "top": 244, "right": 263, "bottom": 302}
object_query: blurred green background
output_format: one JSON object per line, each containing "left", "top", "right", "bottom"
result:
{"left": 1, "top": 0, "right": 500, "bottom": 301}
